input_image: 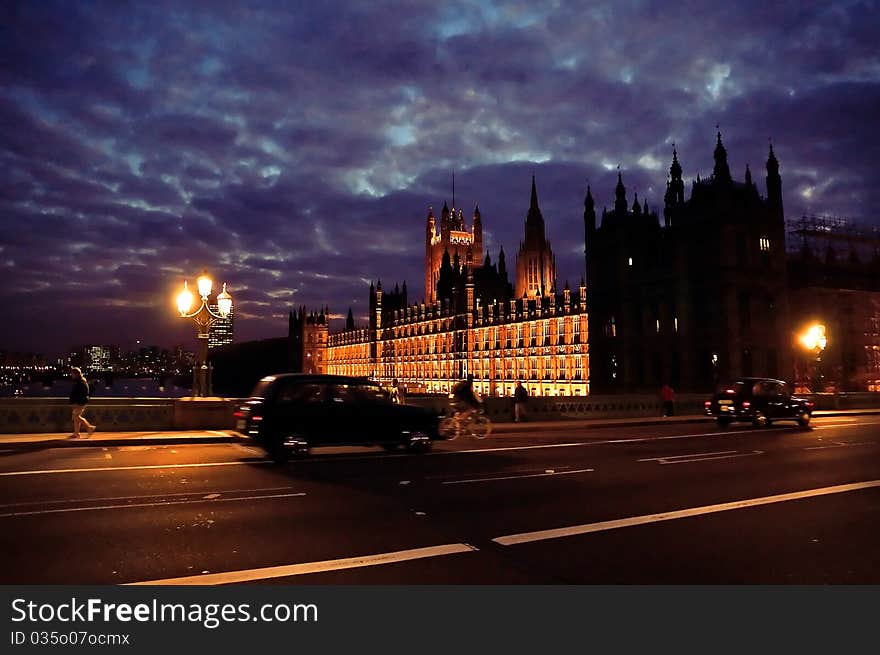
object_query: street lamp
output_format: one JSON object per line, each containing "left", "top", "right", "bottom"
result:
{"left": 175, "top": 271, "right": 233, "bottom": 397}
{"left": 799, "top": 323, "right": 828, "bottom": 392}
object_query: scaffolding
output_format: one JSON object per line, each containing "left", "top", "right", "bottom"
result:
{"left": 788, "top": 214, "right": 880, "bottom": 261}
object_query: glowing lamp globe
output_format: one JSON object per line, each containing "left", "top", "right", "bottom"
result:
{"left": 197, "top": 273, "right": 213, "bottom": 299}
{"left": 176, "top": 280, "right": 194, "bottom": 316}
{"left": 217, "top": 283, "right": 233, "bottom": 317}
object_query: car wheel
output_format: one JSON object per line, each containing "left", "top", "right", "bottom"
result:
{"left": 752, "top": 411, "right": 769, "bottom": 428}
{"left": 797, "top": 409, "right": 812, "bottom": 428}
{"left": 438, "top": 415, "right": 458, "bottom": 440}
{"left": 266, "top": 438, "right": 290, "bottom": 463}
{"left": 405, "top": 431, "right": 432, "bottom": 453}
{"left": 406, "top": 440, "right": 432, "bottom": 454}
{"left": 716, "top": 417, "right": 731, "bottom": 428}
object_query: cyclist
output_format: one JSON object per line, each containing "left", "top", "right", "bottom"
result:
{"left": 450, "top": 374, "right": 483, "bottom": 419}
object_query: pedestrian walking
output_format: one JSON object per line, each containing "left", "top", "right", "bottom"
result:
{"left": 389, "top": 378, "right": 402, "bottom": 404}
{"left": 514, "top": 381, "right": 529, "bottom": 422}
{"left": 661, "top": 383, "right": 675, "bottom": 417}
{"left": 69, "top": 367, "right": 96, "bottom": 438}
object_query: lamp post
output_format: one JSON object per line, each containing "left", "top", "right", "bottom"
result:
{"left": 799, "top": 323, "right": 828, "bottom": 393}
{"left": 175, "top": 271, "right": 233, "bottom": 397}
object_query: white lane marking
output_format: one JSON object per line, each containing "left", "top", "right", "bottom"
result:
{"left": 442, "top": 468, "right": 594, "bottom": 485}
{"left": 0, "top": 459, "right": 270, "bottom": 477}
{"left": 0, "top": 486, "right": 298, "bottom": 509}
{"left": 814, "top": 421, "right": 880, "bottom": 430}
{"left": 442, "top": 430, "right": 763, "bottom": 456}
{"left": 0, "top": 491, "right": 306, "bottom": 519}
{"left": 804, "top": 441, "right": 876, "bottom": 450}
{"left": 126, "top": 543, "right": 478, "bottom": 585}
{"left": 638, "top": 450, "right": 764, "bottom": 465}
{"left": 493, "top": 479, "right": 880, "bottom": 546}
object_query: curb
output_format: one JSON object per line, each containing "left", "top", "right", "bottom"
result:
{"left": 0, "top": 434, "right": 246, "bottom": 450}
{"left": 492, "top": 416, "right": 713, "bottom": 433}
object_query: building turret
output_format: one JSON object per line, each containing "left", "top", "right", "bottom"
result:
{"left": 713, "top": 130, "right": 731, "bottom": 183}
{"left": 614, "top": 169, "right": 628, "bottom": 214}
{"left": 346, "top": 307, "right": 355, "bottom": 330}
{"left": 472, "top": 203, "right": 483, "bottom": 256}
{"left": 516, "top": 176, "right": 557, "bottom": 298}
{"left": 766, "top": 142, "right": 783, "bottom": 216}
{"left": 584, "top": 184, "right": 595, "bottom": 279}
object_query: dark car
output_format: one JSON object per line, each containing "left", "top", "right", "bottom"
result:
{"left": 234, "top": 374, "right": 440, "bottom": 460}
{"left": 705, "top": 377, "right": 813, "bottom": 428}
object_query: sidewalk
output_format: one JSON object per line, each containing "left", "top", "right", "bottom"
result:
{"left": 1, "top": 409, "right": 877, "bottom": 450}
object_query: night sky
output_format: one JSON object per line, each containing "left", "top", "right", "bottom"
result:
{"left": 2, "top": 1, "right": 878, "bottom": 358}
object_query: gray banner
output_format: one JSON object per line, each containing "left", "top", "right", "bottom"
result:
{"left": 1, "top": 586, "right": 876, "bottom": 653}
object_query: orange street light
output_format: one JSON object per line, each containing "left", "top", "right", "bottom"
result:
{"left": 175, "top": 271, "right": 233, "bottom": 397}
{"left": 799, "top": 323, "right": 828, "bottom": 352}
{"left": 798, "top": 322, "right": 828, "bottom": 393}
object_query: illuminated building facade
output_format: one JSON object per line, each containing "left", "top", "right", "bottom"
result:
{"left": 326, "top": 178, "right": 589, "bottom": 397}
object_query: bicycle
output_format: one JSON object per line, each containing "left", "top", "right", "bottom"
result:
{"left": 438, "top": 403, "right": 492, "bottom": 440}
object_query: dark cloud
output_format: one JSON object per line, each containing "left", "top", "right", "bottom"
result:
{"left": 1, "top": 0, "right": 878, "bottom": 356}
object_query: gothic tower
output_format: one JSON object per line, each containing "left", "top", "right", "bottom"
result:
{"left": 515, "top": 176, "right": 557, "bottom": 298}
{"left": 425, "top": 190, "right": 483, "bottom": 303}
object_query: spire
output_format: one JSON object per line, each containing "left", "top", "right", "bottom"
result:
{"left": 766, "top": 141, "right": 779, "bottom": 175}
{"left": 524, "top": 175, "right": 546, "bottom": 241}
{"left": 346, "top": 307, "right": 354, "bottom": 330}
{"left": 584, "top": 183, "right": 596, "bottom": 233}
{"left": 643, "top": 199, "right": 649, "bottom": 215}
{"left": 441, "top": 200, "right": 449, "bottom": 217}
{"left": 766, "top": 140, "right": 782, "bottom": 211}
{"left": 614, "top": 168, "right": 628, "bottom": 214}
{"left": 745, "top": 163, "right": 753, "bottom": 186}
{"left": 498, "top": 245, "right": 507, "bottom": 276}
{"left": 669, "top": 144, "right": 682, "bottom": 180}
{"left": 632, "top": 192, "right": 641, "bottom": 215}
{"left": 473, "top": 203, "right": 481, "bottom": 220}
{"left": 713, "top": 127, "right": 731, "bottom": 182}
{"left": 452, "top": 169, "right": 455, "bottom": 211}
{"left": 484, "top": 249, "right": 492, "bottom": 267}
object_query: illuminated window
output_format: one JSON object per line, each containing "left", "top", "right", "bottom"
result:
{"left": 656, "top": 319, "right": 660, "bottom": 333}
{"left": 674, "top": 317, "right": 679, "bottom": 332}
{"left": 628, "top": 257, "right": 633, "bottom": 266}
{"left": 759, "top": 237, "right": 770, "bottom": 252}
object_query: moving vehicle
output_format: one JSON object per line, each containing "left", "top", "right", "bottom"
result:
{"left": 705, "top": 377, "right": 813, "bottom": 428}
{"left": 234, "top": 374, "right": 441, "bottom": 460}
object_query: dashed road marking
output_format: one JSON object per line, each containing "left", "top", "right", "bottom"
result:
{"left": 0, "top": 459, "right": 271, "bottom": 477}
{"left": 493, "top": 479, "right": 880, "bottom": 546}
{"left": 126, "top": 543, "right": 478, "bottom": 585}
{"left": 0, "top": 491, "right": 306, "bottom": 518}
{"left": 442, "top": 468, "right": 595, "bottom": 485}
{"left": 638, "top": 450, "right": 764, "bottom": 465}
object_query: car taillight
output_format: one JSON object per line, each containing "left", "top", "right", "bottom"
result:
{"left": 233, "top": 410, "right": 245, "bottom": 419}
{"left": 806, "top": 401, "right": 814, "bottom": 408}
{"left": 742, "top": 401, "right": 751, "bottom": 409}
{"left": 252, "top": 415, "right": 263, "bottom": 421}
{"left": 704, "top": 401, "right": 711, "bottom": 408}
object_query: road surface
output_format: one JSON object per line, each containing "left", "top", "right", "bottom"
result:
{"left": 1, "top": 415, "right": 879, "bottom": 584}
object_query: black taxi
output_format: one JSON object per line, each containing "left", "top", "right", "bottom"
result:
{"left": 234, "top": 374, "right": 440, "bottom": 460}
{"left": 705, "top": 377, "right": 813, "bottom": 428}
